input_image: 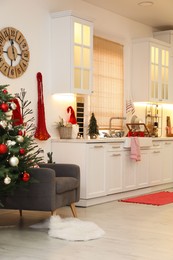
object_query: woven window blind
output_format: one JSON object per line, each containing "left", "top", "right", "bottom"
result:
{"left": 90, "top": 36, "right": 124, "bottom": 129}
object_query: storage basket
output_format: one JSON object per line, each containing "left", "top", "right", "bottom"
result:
{"left": 58, "top": 126, "right": 72, "bottom": 139}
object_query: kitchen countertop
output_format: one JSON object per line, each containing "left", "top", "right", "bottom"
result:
{"left": 51, "top": 136, "right": 173, "bottom": 143}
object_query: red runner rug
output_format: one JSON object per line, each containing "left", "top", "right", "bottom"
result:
{"left": 120, "top": 191, "right": 173, "bottom": 206}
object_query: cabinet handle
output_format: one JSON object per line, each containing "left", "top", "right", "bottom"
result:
{"left": 165, "top": 142, "right": 172, "bottom": 145}
{"left": 112, "top": 146, "right": 121, "bottom": 149}
{"left": 111, "top": 153, "right": 121, "bottom": 156}
{"left": 94, "top": 145, "right": 103, "bottom": 148}
{"left": 153, "top": 150, "right": 160, "bottom": 153}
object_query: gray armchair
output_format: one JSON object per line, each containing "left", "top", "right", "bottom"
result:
{"left": 1, "top": 163, "right": 80, "bottom": 217}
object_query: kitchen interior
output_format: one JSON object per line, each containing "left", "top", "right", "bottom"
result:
{"left": 1, "top": 1, "right": 173, "bottom": 259}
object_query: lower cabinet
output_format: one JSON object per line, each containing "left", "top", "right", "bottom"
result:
{"left": 149, "top": 142, "right": 162, "bottom": 186}
{"left": 123, "top": 149, "right": 149, "bottom": 190}
{"left": 162, "top": 141, "right": 173, "bottom": 183}
{"left": 51, "top": 139, "right": 173, "bottom": 206}
{"left": 105, "top": 143, "right": 123, "bottom": 194}
{"left": 85, "top": 143, "right": 106, "bottom": 198}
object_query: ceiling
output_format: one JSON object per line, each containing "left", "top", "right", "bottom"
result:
{"left": 82, "top": 0, "right": 173, "bottom": 30}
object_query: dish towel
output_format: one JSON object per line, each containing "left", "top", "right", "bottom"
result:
{"left": 130, "top": 137, "right": 141, "bottom": 161}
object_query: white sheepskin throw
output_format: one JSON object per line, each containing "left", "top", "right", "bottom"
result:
{"left": 31, "top": 215, "right": 105, "bottom": 241}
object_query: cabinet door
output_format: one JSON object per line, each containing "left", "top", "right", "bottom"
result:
{"left": 86, "top": 144, "right": 106, "bottom": 198}
{"left": 136, "top": 149, "right": 149, "bottom": 188}
{"left": 123, "top": 151, "right": 136, "bottom": 191}
{"left": 162, "top": 141, "right": 173, "bottom": 183}
{"left": 105, "top": 148, "right": 123, "bottom": 194}
{"left": 132, "top": 38, "right": 171, "bottom": 103}
{"left": 51, "top": 11, "right": 93, "bottom": 95}
{"left": 149, "top": 148, "right": 162, "bottom": 185}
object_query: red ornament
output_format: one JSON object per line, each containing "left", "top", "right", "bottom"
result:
{"left": 1, "top": 103, "right": 9, "bottom": 112}
{"left": 3, "top": 89, "right": 8, "bottom": 94}
{"left": 0, "top": 144, "right": 8, "bottom": 154}
{"left": 22, "top": 172, "right": 30, "bottom": 182}
{"left": 19, "top": 148, "right": 25, "bottom": 155}
{"left": 18, "top": 130, "right": 23, "bottom": 136}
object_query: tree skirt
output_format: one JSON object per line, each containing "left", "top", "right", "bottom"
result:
{"left": 30, "top": 215, "right": 105, "bottom": 241}
{"left": 120, "top": 191, "right": 173, "bottom": 206}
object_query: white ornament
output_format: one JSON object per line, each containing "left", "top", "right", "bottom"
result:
{"left": 7, "top": 123, "right": 13, "bottom": 130}
{"left": 0, "top": 120, "right": 7, "bottom": 128}
{"left": 5, "top": 110, "right": 13, "bottom": 118}
{"left": 6, "top": 140, "right": 16, "bottom": 146}
{"left": 10, "top": 102, "right": 17, "bottom": 110}
{"left": 9, "top": 156, "right": 19, "bottom": 166}
{"left": 4, "top": 175, "right": 11, "bottom": 184}
{"left": 16, "top": 135, "right": 24, "bottom": 143}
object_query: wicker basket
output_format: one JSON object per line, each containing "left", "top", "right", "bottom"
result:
{"left": 58, "top": 126, "right": 72, "bottom": 139}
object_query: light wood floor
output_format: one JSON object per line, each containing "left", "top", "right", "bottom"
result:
{"left": 1, "top": 195, "right": 173, "bottom": 260}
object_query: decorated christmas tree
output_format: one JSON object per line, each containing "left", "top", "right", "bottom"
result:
{"left": 0, "top": 85, "right": 43, "bottom": 199}
{"left": 88, "top": 112, "right": 99, "bottom": 138}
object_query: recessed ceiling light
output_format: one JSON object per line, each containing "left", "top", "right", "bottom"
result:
{"left": 138, "top": 1, "right": 154, "bottom": 7}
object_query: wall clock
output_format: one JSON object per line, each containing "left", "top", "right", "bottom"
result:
{"left": 0, "top": 27, "right": 30, "bottom": 78}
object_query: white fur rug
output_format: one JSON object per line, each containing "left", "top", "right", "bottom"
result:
{"left": 30, "top": 215, "right": 105, "bottom": 241}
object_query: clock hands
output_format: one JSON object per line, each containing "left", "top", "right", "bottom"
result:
{"left": 10, "top": 40, "right": 16, "bottom": 62}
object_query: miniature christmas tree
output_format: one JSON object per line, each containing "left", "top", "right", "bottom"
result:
{"left": 0, "top": 85, "right": 43, "bottom": 199}
{"left": 88, "top": 112, "right": 99, "bottom": 138}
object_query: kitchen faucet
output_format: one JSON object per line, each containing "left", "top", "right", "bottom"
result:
{"left": 109, "top": 116, "right": 126, "bottom": 136}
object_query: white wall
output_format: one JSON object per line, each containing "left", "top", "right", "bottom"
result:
{"left": 0, "top": 0, "right": 153, "bottom": 160}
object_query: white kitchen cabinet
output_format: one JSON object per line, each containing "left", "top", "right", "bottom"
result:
{"left": 123, "top": 151, "right": 136, "bottom": 190}
{"left": 123, "top": 148, "right": 149, "bottom": 190}
{"left": 136, "top": 149, "right": 149, "bottom": 188}
{"left": 132, "top": 38, "right": 172, "bottom": 103}
{"left": 105, "top": 143, "right": 123, "bottom": 194}
{"left": 51, "top": 11, "right": 93, "bottom": 95}
{"left": 149, "top": 141, "right": 162, "bottom": 185}
{"left": 162, "top": 141, "right": 173, "bottom": 183}
{"left": 86, "top": 144, "right": 106, "bottom": 198}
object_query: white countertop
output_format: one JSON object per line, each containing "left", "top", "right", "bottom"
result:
{"left": 51, "top": 136, "right": 173, "bottom": 144}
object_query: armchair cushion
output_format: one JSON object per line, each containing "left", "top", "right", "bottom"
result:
{"left": 56, "top": 177, "right": 79, "bottom": 194}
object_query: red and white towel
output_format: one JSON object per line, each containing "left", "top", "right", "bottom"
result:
{"left": 130, "top": 137, "right": 141, "bottom": 161}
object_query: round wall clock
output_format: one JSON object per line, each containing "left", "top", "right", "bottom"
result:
{"left": 0, "top": 27, "right": 30, "bottom": 78}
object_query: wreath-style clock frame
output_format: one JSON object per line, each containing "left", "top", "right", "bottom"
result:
{"left": 0, "top": 27, "right": 30, "bottom": 78}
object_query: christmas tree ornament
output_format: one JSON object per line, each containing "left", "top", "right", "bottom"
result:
{"left": 9, "top": 101, "right": 17, "bottom": 110}
{"left": 16, "top": 135, "right": 24, "bottom": 143}
{"left": 0, "top": 143, "right": 8, "bottom": 154}
{"left": 3, "top": 89, "right": 8, "bottom": 94}
{"left": 4, "top": 175, "right": 11, "bottom": 184}
{"left": 1, "top": 102, "right": 9, "bottom": 112}
{"left": 19, "top": 148, "right": 25, "bottom": 155}
{"left": 9, "top": 156, "right": 19, "bottom": 166}
{"left": 22, "top": 172, "right": 30, "bottom": 182}
{"left": 0, "top": 120, "right": 7, "bottom": 128}
{"left": 7, "top": 140, "right": 16, "bottom": 146}
{"left": 11, "top": 98, "right": 23, "bottom": 126}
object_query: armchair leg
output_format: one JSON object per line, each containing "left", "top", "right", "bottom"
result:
{"left": 19, "top": 210, "right": 22, "bottom": 217}
{"left": 51, "top": 210, "right": 57, "bottom": 216}
{"left": 70, "top": 203, "right": 77, "bottom": 218}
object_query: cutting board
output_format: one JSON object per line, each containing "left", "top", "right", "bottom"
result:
{"left": 166, "top": 116, "right": 173, "bottom": 137}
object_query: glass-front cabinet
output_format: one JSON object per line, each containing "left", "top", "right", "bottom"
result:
{"left": 131, "top": 38, "right": 172, "bottom": 103}
{"left": 51, "top": 11, "right": 93, "bottom": 95}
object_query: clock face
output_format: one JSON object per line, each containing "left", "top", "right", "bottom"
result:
{"left": 0, "top": 27, "right": 30, "bottom": 78}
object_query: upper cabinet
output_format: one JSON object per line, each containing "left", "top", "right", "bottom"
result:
{"left": 51, "top": 11, "right": 93, "bottom": 95}
{"left": 131, "top": 38, "right": 173, "bottom": 103}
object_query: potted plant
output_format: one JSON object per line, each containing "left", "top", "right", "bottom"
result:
{"left": 57, "top": 117, "right": 72, "bottom": 139}
{"left": 88, "top": 113, "right": 99, "bottom": 139}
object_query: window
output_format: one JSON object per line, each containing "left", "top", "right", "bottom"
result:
{"left": 90, "top": 36, "right": 124, "bottom": 130}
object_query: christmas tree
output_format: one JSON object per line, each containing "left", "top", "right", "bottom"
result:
{"left": 0, "top": 85, "right": 43, "bottom": 199}
{"left": 88, "top": 112, "right": 99, "bottom": 138}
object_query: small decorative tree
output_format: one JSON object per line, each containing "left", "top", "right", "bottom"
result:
{"left": 88, "top": 113, "right": 99, "bottom": 139}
